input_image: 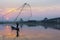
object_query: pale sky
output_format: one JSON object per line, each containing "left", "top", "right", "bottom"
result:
{"left": 0, "top": 0, "right": 60, "bottom": 8}
{"left": 0, "top": 0, "right": 60, "bottom": 20}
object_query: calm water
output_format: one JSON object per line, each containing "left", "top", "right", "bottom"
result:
{"left": 0, "top": 24, "right": 60, "bottom": 40}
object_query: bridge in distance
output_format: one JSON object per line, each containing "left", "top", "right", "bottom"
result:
{"left": 0, "top": 17, "right": 60, "bottom": 30}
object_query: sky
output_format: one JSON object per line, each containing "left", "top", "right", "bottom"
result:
{"left": 0, "top": 0, "right": 60, "bottom": 21}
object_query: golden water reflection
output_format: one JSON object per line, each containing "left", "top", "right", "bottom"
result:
{"left": 0, "top": 25, "right": 60, "bottom": 40}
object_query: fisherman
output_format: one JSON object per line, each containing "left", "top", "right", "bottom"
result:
{"left": 16, "top": 22, "right": 19, "bottom": 37}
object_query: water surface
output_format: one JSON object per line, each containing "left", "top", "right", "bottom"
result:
{"left": 0, "top": 24, "right": 60, "bottom": 40}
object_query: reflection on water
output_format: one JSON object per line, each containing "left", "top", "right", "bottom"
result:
{"left": 0, "top": 24, "right": 60, "bottom": 40}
